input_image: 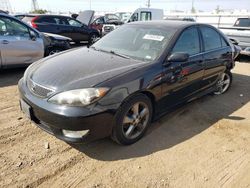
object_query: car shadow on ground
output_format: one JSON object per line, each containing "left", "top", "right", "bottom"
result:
{"left": 72, "top": 73, "right": 250, "bottom": 161}
{"left": 0, "top": 68, "right": 26, "bottom": 87}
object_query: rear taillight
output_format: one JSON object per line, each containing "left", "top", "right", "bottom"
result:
{"left": 31, "top": 16, "right": 39, "bottom": 29}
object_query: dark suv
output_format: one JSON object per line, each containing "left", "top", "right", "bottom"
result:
{"left": 21, "top": 15, "right": 99, "bottom": 44}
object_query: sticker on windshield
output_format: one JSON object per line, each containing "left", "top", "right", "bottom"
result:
{"left": 143, "top": 34, "right": 164, "bottom": 41}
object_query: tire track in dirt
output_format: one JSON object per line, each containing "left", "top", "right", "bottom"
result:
{"left": 25, "top": 154, "right": 84, "bottom": 188}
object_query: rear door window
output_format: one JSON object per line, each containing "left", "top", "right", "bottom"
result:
{"left": 200, "top": 27, "right": 222, "bottom": 51}
{"left": 172, "top": 27, "right": 200, "bottom": 56}
{"left": 39, "top": 16, "right": 57, "bottom": 24}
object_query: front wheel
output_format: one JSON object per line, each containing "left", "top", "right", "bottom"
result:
{"left": 89, "top": 33, "right": 99, "bottom": 45}
{"left": 213, "top": 70, "right": 232, "bottom": 95}
{"left": 46, "top": 47, "right": 63, "bottom": 56}
{"left": 112, "top": 94, "right": 153, "bottom": 145}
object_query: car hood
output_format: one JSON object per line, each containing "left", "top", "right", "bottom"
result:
{"left": 29, "top": 47, "right": 146, "bottom": 91}
{"left": 77, "top": 10, "right": 95, "bottom": 26}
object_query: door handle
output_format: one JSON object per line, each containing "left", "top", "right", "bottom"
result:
{"left": 2, "top": 40, "right": 9, "bottom": 44}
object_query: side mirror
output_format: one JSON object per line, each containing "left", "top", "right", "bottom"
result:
{"left": 229, "top": 38, "right": 239, "bottom": 45}
{"left": 167, "top": 52, "right": 189, "bottom": 62}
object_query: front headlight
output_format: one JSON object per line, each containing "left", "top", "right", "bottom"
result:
{"left": 48, "top": 88, "right": 109, "bottom": 106}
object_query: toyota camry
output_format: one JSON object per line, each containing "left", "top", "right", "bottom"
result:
{"left": 19, "top": 21, "right": 237, "bottom": 145}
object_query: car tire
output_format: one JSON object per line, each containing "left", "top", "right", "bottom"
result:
{"left": 112, "top": 94, "right": 153, "bottom": 145}
{"left": 213, "top": 70, "right": 232, "bottom": 95}
{"left": 46, "top": 47, "right": 63, "bottom": 56}
{"left": 89, "top": 33, "right": 99, "bottom": 45}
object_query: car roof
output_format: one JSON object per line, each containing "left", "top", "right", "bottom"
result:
{"left": 128, "top": 20, "right": 198, "bottom": 29}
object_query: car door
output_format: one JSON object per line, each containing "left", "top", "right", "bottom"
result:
{"left": 159, "top": 26, "right": 205, "bottom": 110}
{"left": 0, "top": 16, "right": 44, "bottom": 67}
{"left": 36, "top": 16, "right": 60, "bottom": 34}
{"left": 64, "top": 17, "right": 89, "bottom": 42}
{"left": 199, "top": 26, "right": 232, "bottom": 89}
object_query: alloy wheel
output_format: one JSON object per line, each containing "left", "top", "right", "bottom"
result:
{"left": 122, "top": 102, "right": 150, "bottom": 140}
{"left": 214, "top": 72, "right": 231, "bottom": 95}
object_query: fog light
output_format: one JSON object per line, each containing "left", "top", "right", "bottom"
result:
{"left": 62, "top": 130, "right": 89, "bottom": 138}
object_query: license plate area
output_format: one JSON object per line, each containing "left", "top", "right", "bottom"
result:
{"left": 20, "top": 100, "right": 31, "bottom": 119}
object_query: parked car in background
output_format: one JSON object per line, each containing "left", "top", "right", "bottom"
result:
{"left": 0, "top": 13, "right": 71, "bottom": 69}
{"left": 20, "top": 14, "right": 99, "bottom": 44}
{"left": 115, "top": 12, "right": 132, "bottom": 22}
{"left": 127, "top": 8, "right": 164, "bottom": 23}
{"left": 220, "top": 18, "right": 250, "bottom": 56}
{"left": 102, "top": 8, "right": 164, "bottom": 35}
{"left": 19, "top": 21, "right": 238, "bottom": 145}
{"left": 90, "top": 13, "right": 124, "bottom": 35}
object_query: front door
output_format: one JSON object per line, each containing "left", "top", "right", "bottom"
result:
{"left": 159, "top": 26, "right": 204, "bottom": 111}
{"left": 0, "top": 16, "right": 44, "bottom": 67}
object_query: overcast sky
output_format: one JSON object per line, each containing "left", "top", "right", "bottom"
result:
{"left": 8, "top": 0, "right": 250, "bottom": 13}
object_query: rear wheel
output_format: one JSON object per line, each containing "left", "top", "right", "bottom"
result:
{"left": 112, "top": 94, "right": 153, "bottom": 145}
{"left": 213, "top": 70, "right": 232, "bottom": 95}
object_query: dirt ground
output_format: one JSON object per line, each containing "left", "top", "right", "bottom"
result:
{"left": 0, "top": 58, "right": 250, "bottom": 188}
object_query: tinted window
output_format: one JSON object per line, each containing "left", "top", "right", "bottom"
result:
{"left": 0, "top": 17, "right": 30, "bottom": 39}
{"left": 235, "top": 18, "right": 250, "bottom": 27}
{"left": 129, "top": 13, "right": 138, "bottom": 22}
{"left": 201, "top": 27, "right": 222, "bottom": 51}
{"left": 66, "top": 18, "right": 82, "bottom": 27}
{"left": 141, "top": 12, "right": 152, "bottom": 21}
{"left": 39, "top": 16, "right": 57, "bottom": 24}
{"left": 94, "top": 17, "right": 104, "bottom": 24}
{"left": 172, "top": 27, "right": 200, "bottom": 55}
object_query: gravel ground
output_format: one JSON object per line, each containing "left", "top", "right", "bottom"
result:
{"left": 0, "top": 59, "right": 250, "bottom": 188}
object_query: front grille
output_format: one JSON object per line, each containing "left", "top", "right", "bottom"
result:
{"left": 27, "top": 79, "right": 54, "bottom": 98}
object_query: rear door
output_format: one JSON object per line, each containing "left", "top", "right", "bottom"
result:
{"left": 35, "top": 16, "right": 60, "bottom": 34}
{"left": 160, "top": 26, "right": 204, "bottom": 110}
{"left": 0, "top": 16, "right": 44, "bottom": 67}
{"left": 63, "top": 17, "right": 89, "bottom": 42}
{"left": 199, "top": 26, "right": 232, "bottom": 89}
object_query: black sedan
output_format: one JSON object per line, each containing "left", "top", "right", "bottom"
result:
{"left": 19, "top": 21, "right": 238, "bottom": 145}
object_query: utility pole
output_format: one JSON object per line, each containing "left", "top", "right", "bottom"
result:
{"left": 31, "top": 0, "right": 39, "bottom": 11}
{"left": 146, "top": 0, "right": 151, "bottom": 8}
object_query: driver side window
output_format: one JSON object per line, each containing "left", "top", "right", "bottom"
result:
{"left": 0, "top": 17, "right": 30, "bottom": 40}
{"left": 172, "top": 27, "right": 200, "bottom": 56}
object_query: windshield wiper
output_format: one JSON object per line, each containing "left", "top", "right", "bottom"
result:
{"left": 109, "top": 50, "right": 131, "bottom": 59}
{"left": 90, "top": 47, "right": 130, "bottom": 59}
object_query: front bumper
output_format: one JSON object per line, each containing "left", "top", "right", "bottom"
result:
{"left": 18, "top": 78, "right": 116, "bottom": 143}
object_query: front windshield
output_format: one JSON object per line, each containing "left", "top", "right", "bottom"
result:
{"left": 92, "top": 24, "right": 176, "bottom": 62}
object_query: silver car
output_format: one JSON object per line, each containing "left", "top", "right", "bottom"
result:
{"left": 0, "top": 13, "right": 44, "bottom": 68}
